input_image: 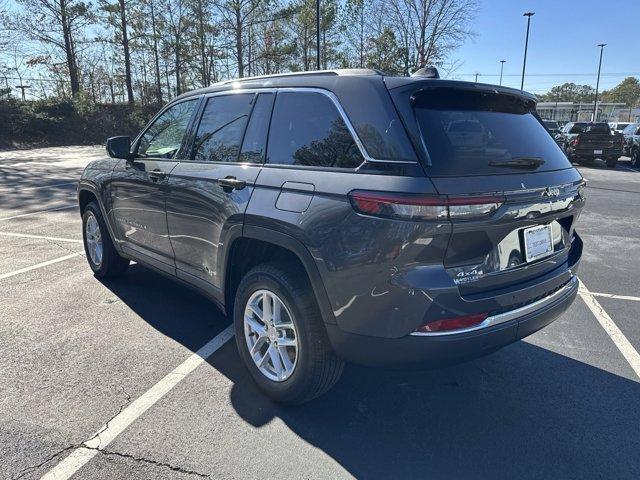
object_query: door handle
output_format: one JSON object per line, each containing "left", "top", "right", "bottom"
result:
{"left": 149, "top": 169, "right": 167, "bottom": 181}
{"left": 218, "top": 176, "right": 246, "bottom": 191}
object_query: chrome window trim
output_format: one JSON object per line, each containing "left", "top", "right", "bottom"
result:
{"left": 410, "top": 276, "right": 578, "bottom": 337}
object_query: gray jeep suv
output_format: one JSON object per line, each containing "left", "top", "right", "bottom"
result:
{"left": 78, "top": 69, "right": 584, "bottom": 403}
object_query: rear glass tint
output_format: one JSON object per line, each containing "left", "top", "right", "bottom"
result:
{"left": 585, "top": 123, "right": 611, "bottom": 134}
{"left": 412, "top": 89, "right": 572, "bottom": 176}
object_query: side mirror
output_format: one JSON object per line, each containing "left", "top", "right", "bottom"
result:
{"left": 106, "top": 136, "right": 132, "bottom": 160}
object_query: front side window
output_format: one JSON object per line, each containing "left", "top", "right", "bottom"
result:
{"left": 267, "top": 91, "right": 363, "bottom": 169}
{"left": 192, "top": 94, "right": 255, "bottom": 162}
{"left": 137, "top": 99, "right": 197, "bottom": 158}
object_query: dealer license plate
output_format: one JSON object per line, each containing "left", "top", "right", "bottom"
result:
{"left": 524, "top": 225, "right": 554, "bottom": 262}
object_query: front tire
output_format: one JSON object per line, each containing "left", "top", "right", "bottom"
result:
{"left": 82, "top": 202, "right": 129, "bottom": 278}
{"left": 234, "top": 263, "right": 344, "bottom": 404}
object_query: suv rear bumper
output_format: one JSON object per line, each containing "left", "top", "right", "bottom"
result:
{"left": 568, "top": 146, "right": 622, "bottom": 159}
{"left": 326, "top": 275, "right": 578, "bottom": 367}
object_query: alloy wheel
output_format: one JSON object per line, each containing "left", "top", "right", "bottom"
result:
{"left": 85, "top": 213, "right": 103, "bottom": 267}
{"left": 244, "top": 289, "right": 298, "bottom": 382}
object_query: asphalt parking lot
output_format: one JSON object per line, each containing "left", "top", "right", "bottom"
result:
{"left": 1, "top": 146, "right": 639, "bottom": 480}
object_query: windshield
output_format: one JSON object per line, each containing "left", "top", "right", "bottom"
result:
{"left": 623, "top": 123, "right": 639, "bottom": 134}
{"left": 544, "top": 121, "right": 559, "bottom": 129}
{"left": 411, "top": 89, "right": 572, "bottom": 176}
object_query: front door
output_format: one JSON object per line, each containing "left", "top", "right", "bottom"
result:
{"left": 109, "top": 98, "right": 200, "bottom": 272}
{"left": 166, "top": 91, "right": 274, "bottom": 296}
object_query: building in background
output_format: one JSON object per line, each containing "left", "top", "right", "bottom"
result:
{"left": 536, "top": 102, "right": 628, "bottom": 122}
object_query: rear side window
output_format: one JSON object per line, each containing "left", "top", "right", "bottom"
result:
{"left": 411, "top": 88, "right": 572, "bottom": 176}
{"left": 192, "top": 94, "right": 254, "bottom": 162}
{"left": 266, "top": 91, "right": 363, "bottom": 169}
{"left": 239, "top": 93, "right": 274, "bottom": 163}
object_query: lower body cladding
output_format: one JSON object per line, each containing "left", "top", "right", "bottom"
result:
{"left": 326, "top": 275, "right": 579, "bottom": 367}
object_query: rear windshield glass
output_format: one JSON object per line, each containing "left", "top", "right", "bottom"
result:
{"left": 585, "top": 123, "right": 611, "bottom": 134}
{"left": 568, "top": 123, "right": 587, "bottom": 134}
{"left": 412, "top": 89, "right": 572, "bottom": 176}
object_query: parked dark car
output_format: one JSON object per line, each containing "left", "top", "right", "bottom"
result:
{"left": 609, "top": 122, "right": 631, "bottom": 134}
{"left": 543, "top": 119, "right": 561, "bottom": 136}
{"left": 556, "top": 122, "right": 624, "bottom": 168}
{"left": 621, "top": 123, "right": 640, "bottom": 165}
{"left": 78, "top": 70, "right": 584, "bottom": 403}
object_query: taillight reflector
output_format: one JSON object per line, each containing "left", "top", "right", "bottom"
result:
{"left": 415, "top": 313, "right": 488, "bottom": 333}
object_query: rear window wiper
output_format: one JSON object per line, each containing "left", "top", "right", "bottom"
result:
{"left": 488, "top": 157, "right": 545, "bottom": 169}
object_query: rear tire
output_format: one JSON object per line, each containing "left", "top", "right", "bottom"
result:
{"left": 82, "top": 202, "right": 129, "bottom": 278}
{"left": 606, "top": 157, "right": 619, "bottom": 168}
{"left": 632, "top": 149, "right": 640, "bottom": 167}
{"left": 234, "top": 263, "right": 344, "bottom": 404}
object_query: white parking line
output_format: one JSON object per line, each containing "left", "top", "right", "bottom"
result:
{"left": 0, "top": 252, "right": 83, "bottom": 280}
{"left": 579, "top": 280, "right": 640, "bottom": 380}
{"left": 0, "top": 232, "right": 82, "bottom": 243}
{"left": 0, "top": 204, "right": 77, "bottom": 222}
{"left": 589, "top": 292, "right": 640, "bottom": 302}
{"left": 40, "top": 325, "right": 235, "bottom": 480}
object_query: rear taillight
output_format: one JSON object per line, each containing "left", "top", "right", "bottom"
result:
{"left": 414, "top": 313, "right": 488, "bottom": 333}
{"left": 571, "top": 137, "right": 580, "bottom": 146}
{"left": 348, "top": 190, "right": 503, "bottom": 221}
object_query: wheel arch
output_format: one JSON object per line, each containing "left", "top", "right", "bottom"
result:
{"left": 78, "top": 181, "right": 122, "bottom": 255}
{"left": 222, "top": 225, "right": 336, "bottom": 326}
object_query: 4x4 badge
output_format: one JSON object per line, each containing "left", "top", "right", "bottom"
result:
{"left": 542, "top": 187, "right": 560, "bottom": 197}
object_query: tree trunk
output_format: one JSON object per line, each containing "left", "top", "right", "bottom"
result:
{"left": 149, "top": 0, "right": 163, "bottom": 104}
{"left": 174, "top": 44, "right": 182, "bottom": 96}
{"left": 197, "top": 0, "right": 208, "bottom": 86}
{"left": 235, "top": 6, "right": 243, "bottom": 78}
{"left": 59, "top": 0, "right": 80, "bottom": 95}
{"left": 119, "top": 0, "right": 134, "bottom": 104}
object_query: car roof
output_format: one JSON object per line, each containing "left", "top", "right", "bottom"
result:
{"left": 174, "top": 69, "right": 538, "bottom": 103}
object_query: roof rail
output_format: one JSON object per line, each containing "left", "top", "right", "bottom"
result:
{"left": 214, "top": 68, "right": 382, "bottom": 86}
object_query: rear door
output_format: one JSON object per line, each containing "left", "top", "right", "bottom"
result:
{"left": 165, "top": 91, "right": 274, "bottom": 296}
{"left": 109, "top": 98, "right": 199, "bottom": 273}
{"left": 390, "top": 85, "right": 584, "bottom": 296}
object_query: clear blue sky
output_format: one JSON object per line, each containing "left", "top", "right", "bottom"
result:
{"left": 453, "top": 0, "right": 640, "bottom": 93}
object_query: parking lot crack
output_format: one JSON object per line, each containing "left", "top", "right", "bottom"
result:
{"left": 11, "top": 445, "right": 79, "bottom": 480}
{"left": 87, "top": 386, "right": 133, "bottom": 449}
{"left": 91, "top": 448, "right": 211, "bottom": 478}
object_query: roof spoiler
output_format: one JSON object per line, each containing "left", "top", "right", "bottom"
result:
{"left": 411, "top": 66, "right": 440, "bottom": 79}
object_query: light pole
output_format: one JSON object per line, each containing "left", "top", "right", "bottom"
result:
{"left": 316, "top": 0, "right": 321, "bottom": 70}
{"left": 593, "top": 43, "right": 606, "bottom": 122}
{"left": 521, "top": 12, "right": 535, "bottom": 91}
{"left": 499, "top": 60, "right": 506, "bottom": 86}
{"left": 474, "top": 72, "right": 480, "bottom": 82}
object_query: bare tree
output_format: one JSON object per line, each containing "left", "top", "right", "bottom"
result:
{"left": 13, "top": 0, "right": 92, "bottom": 96}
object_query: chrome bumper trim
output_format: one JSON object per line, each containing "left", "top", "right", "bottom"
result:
{"left": 410, "top": 276, "right": 578, "bottom": 337}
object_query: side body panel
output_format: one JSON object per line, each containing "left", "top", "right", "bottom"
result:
{"left": 166, "top": 161, "right": 262, "bottom": 295}
{"left": 109, "top": 158, "right": 179, "bottom": 272}
{"left": 245, "top": 166, "right": 452, "bottom": 338}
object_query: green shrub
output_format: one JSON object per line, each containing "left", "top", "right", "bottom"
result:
{"left": 0, "top": 97, "right": 159, "bottom": 148}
